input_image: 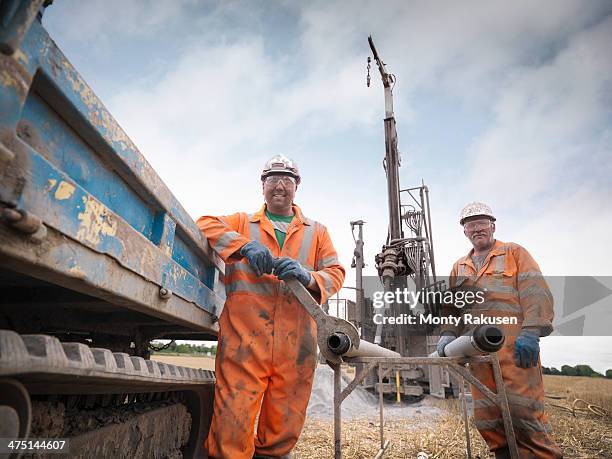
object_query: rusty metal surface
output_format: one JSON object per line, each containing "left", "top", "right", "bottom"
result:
{"left": 0, "top": 145, "right": 222, "bottom": 315}
{"left": 0, "top": 0, "right": 43, "bottom": 55}
{"left": 1, "top": 5, "right": 224, "bottom": 334}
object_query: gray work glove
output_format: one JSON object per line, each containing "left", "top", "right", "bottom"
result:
{"left": 273, "top": 257, "right": 312, "bottom": 287}
{"left": 240, "top": 241, "right": 274, "bottom": 276}
{"left": 437, "top": 331, "right": 457, "bottom": 357}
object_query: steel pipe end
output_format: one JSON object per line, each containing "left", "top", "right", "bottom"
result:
{"left": 327, "top": 332, "right": 351, "bottom": 355}
{"left": 472, "top": 325, "right": 505, "bottom": 353}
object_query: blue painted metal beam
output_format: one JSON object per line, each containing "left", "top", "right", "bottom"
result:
{"left": 0, "top": 3, "right": 225, "bottom": 326}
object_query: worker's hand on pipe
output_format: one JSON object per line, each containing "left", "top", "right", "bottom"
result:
{"left": 240, "top": 241, "right": 274, "bottom": 276}
{"left": 273, "top": 257, "right": 312, "bottom": 287}
{"left": 514, "top": 328, "right": 540, "bottom": 368}
{"left": 436, "top": 332, "right": 457, "bottom": 357}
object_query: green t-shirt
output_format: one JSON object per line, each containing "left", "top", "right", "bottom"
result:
{"left": 265, "top": 210, "right": 294, "bottom": 249}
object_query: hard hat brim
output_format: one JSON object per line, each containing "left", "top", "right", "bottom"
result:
{"left": 261, "top": 170, "right": 301, "bottom": 184}
{"left": 460, "top": 215, "right": 496, "bottom": 226}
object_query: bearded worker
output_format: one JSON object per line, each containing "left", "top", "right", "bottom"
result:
{"left": 437, "top": 202, "right": 562, "bottom": 458}
{"left": 197, "top": 155, "right": 345, "bottom": 459}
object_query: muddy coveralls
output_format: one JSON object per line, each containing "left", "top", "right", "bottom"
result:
{"left": 197, "top": 204, "right": 345, "bottom": 459}
{"left": 444, "top": 240, "right": 562, "bottom": 458}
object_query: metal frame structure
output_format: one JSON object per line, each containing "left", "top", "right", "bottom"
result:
{"left": 366, "top": 37, "right": 451, "bottom": 400}
{"left": 331, "top": 355, "right": 520, "bottom": 459}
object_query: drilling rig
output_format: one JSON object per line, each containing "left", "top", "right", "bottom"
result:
{"left": 354, "top": 37, "right": 449, "bottom": 399}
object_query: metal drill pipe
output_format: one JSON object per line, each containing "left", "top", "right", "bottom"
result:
{"left": 429, "top": 325, "right": 505, "bottom": 358}
{"left": 327, "top": 332, "right": 400, "bottom": 358}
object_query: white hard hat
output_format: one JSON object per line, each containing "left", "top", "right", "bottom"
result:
{"left": 459, "top": 202, "right": 496, "bottom": 225}
{"left": 261, "top": 154, "right": 301, "bottom": 184}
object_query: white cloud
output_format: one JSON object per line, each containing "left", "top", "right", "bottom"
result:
{"left": 90, "top": 0, "right": 612, "bottom": 277}
{"left": 46, "top": 0, "right": 192, "bottom": 41}
{"left": 465, "top": 14, "right": 612, "bottom": 204}
{"left": 42, "top": 1, "right": 612, "bottom": 367}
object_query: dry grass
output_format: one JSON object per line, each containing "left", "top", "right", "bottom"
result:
{"left": 294, "top": 376, "right": 612, "bottom": 458}
{"left": 295, "top": 413, "right": 490, "bottom": 458}
{"left": 150, "top": 354, "right": 215, "bottom": 370}
{"left": 542, "top": 375, "right": 612, "bottom": 458}
{"left": 543, "top": 375, "right": 612, "bottom": 414}
{"left": 154, "top": 358, "right": 612, "bottom": 456}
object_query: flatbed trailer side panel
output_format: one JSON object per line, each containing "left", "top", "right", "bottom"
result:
{"left": 1, "top": 5, "right": 224, "bottom": 336}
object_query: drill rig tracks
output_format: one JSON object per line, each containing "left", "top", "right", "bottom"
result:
{"left": 0, "top": 330, "right": 214, "bottom": 458}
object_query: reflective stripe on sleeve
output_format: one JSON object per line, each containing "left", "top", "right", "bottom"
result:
{"left": 298, "top": 223, "right": 316, "bottom": 269}
{"left": 225, "top": 263, "right": 255, "bottom": 276}
{"left": 214, "top": 231, "right": 242, "bottom": 252}
{"left": 518, "top": 271, "right": 544, "bottom": 281}
{"left": 318, "top": 271, "right": 334, "bottom": 293}
{"left": 519, "top": 285, "right": 553, "bottom": 300}
{"left": 249, "top": 219, "right": 262, "bottom": 243}
{"left": 226, "top": 280, "right": 274, "bottom": 296}
{"left": 316, "top": 256, "right": 339, "bottom": 270}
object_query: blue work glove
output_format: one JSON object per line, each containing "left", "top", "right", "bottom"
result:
{"left": 436, "top": 332, "right": 457, "bottom": 357}
{"left": 273, "top": 257, "right": 312, "bottom": 287}
{"left": 514, "top": 328, "right": 540, "bottom": 368}
{"left": 240, "top": 241, "right": 274, "bottom": 277}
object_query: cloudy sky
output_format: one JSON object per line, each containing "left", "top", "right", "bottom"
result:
{"left": 43, "top": 1, "right": 612, "bottom": 372}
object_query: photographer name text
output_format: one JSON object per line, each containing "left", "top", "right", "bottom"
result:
{"left": 372, "top": 313, "right": 518, "bottom": 326}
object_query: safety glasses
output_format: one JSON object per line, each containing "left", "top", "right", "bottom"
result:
{"left": 463, "top": 220, "right": 492, "bottom": 231}
{"left": 264, "top": 175, "right": 296, "bottom": 186}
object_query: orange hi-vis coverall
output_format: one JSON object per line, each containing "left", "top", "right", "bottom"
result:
{"left": 197, "top": 204, "right": 345, "bottom": 459}
{"left": 445, "top": 240, "right": 562, "bottom": 458}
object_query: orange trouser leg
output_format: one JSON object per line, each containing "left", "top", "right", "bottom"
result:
{"left": 255, "top": 290, "right": 317, "bottom": 456}
{"left": 470, "top": 341, "right": 563, "bottom": 458}
{"left": 205, "top": 296, "right": 273, "bottom": 459}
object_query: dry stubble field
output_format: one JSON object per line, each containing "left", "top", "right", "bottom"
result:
{"left": 155, "top": 355, "right": 612, "bottom": 458}
{"left": 151, "top": 354, "right": 216, "bottom": 370}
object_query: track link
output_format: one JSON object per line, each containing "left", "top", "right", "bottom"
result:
{"left": 0, "top": 330, "right": 215, "bottom": 458}
{"left": 0, "top": 330, "right": 214, "bottom": 392}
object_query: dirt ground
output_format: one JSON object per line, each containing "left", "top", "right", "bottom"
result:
{"left": 152, "top": 357, "right": 611, "bottom": 458}
{"left": 294, "top": 374, "right": 612, "bottom": 458}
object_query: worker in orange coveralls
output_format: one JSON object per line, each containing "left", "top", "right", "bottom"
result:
{"left": 197, "top": 155, "right": 345, "bottom": 459}
{"left": 437, "top": 202, "right": 562, "bottom": 459}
